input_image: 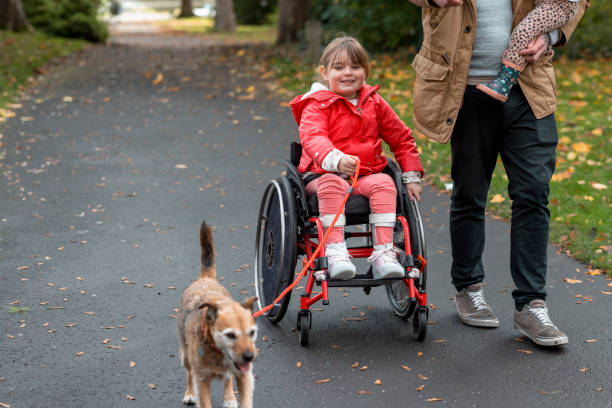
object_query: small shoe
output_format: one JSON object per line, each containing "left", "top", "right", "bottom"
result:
{"left": 325, "top": 242, "right": 356, "bottom": 280}
{"left": 476, "top": 63, "right": 520, "bottom": 102}
{"left": 368, "top": 243, "right": 405, "bottom": 279}
{"left": 454, "top": 283, "right": 499, "bottom": 328}
{"left": 513, "top": 299, "right": 568, "bottom": 347}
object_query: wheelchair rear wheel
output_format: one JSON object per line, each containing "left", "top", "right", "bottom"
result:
{"left": 254, "top": 177, "right": 297, "bottom": 324}
{"left": 385, "top": 198, "right": 427, "bottom": 320}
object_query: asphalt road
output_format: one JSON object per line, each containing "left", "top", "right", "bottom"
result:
{"left": 1, "top": 29, "right": 610, "bottom": 408}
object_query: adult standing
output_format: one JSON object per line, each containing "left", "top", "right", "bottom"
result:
{"left": 408, "top": 0, "right": 588, "bottom": 346}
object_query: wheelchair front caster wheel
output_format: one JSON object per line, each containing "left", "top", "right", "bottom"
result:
{"left": 413, "top": 306, "right": 428, "bottom": 341}
{"left": 297, "top": 310, "right": 311, "bottom": 346}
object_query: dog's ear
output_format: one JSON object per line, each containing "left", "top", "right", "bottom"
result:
{"left": 198, "top": 303, "right": 218, "bottom": 323}
{"left": 241, "top": 296, "right": 258, "bottom": 312}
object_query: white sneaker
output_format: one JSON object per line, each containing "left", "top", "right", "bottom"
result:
{"left": 325, "top": 242, "right": 356, "bottom": 280}
{"left": 368, "top": 244, "right": 404, "bottom": 279}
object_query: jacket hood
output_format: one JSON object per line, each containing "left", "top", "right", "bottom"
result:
{"left": 290, "top": 83, "right": 380, "bottom": 126}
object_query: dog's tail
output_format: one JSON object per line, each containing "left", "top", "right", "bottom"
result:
{"left": 200, "top": 220, "right": 216, "bottom": 279}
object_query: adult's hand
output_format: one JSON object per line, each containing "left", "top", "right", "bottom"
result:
{"left": 432, "top": 0, "right": 463, "bottom": 7}
{"left": 519, "top": 34, "right": 550, "bottom": 63}
{"left": 337, "top": 154, "right": 359, "bottom": 177}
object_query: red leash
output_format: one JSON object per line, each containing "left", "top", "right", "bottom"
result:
{"left": 253, "top": 162, "right": 361, "bottom": 318}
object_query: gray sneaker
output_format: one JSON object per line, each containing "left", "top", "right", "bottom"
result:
{"left": 513, "top": 299, "right": 568, "bottom": 346}
{"left": 454, "top": 283, "right": 499, "bottom": 327}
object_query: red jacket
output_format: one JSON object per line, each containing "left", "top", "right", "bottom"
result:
{"left": 290, "top": 83, "right": 424, "bottom": 177}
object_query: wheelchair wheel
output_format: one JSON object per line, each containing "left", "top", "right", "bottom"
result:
{"left": 297, "top": 310, "right": 311, "bottom": 347}
{"left": 254, "top": 177, "right": 297, "bottom": 324}
{"left": 385, "top": 198, "right": 427, "bottom": 319}
{"left": 413, "top": 306, "right": 428, "bottom": 341}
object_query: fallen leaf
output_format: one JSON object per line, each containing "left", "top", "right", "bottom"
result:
{"left": 418, "top": 374, "right": 429, "bottom": 380}
{"left": 416, "top": 384, "right": 425, "bottom": 391}
{"left": 126, "top": 395, "right": 136, "bottom": 400}
{"left": 579, "top": 368, "right": 589, "bottom": 372}
{"left": 563, "top": 278, "right": 582, "bottom": 284}
{"left": 75, "top": 352, "right": 84, "bottom": 356}
{"left": 417, "top": 352, "right": 423, "bottom": 357}
{"left": 490, "top": 194, "right": 505, "bottom": 203}
{"left": 130, "top": 361, "right": 136, "bottom": 367}
{"left": 175, "top": 164, "right": 187, "bottom": 169}
{"left": 152, "top": 73, "right": 163, "bottom": 85}
{"left": 516, "top": 349, "right": 532, "bottom": 354}
{"left": 147, "top": 384, "right": 156, "bottom": 389}
{"left": 314, "top": 378, "right": 330, "bottom": 384}
{"left": 374, "top": 379, "right": 382, "bottom": 385}
{"left": 591, "top": 183, "right": 607, "bottom": 190}
{"left": 585, "top": 339, "right": 597, "bottom": 343}
{"left": 351, "top": 362, "right": 359, "bottom": 368}
{"left": 296, "top": 362, "right": 302, "bottom": 368}
{"left": 427, "top": 398, "right": 443, "bottom": 402}
{"left": 401, "top": 365, "right": 411, "bottom": 371}
{"left": 355, "top": 390, "right": 372, "bottom": 395}
{"left": 7, "top": 335, "right": 15, "bottom": 339}
{"left": 0, "top": 402, "right": 11, "bottom": 407}
{"left": 360, "top": 366, "right": 368, "bottom": 371}
{"left": 571, "top": 142, "right": 590, "bottom": 153}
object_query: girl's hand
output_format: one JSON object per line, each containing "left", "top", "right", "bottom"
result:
{"left": 338, "top": 154, "right": 360, "bottom": 176}
{"left": 405, "top": 182, "right": 423, "bottom": 202}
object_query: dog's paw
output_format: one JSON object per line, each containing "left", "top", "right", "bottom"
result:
{"left": 222, "top": 399, "right": 238, "bottom": 408}
{"left": 182, "top": 394, "right": 196, "bottom": 405}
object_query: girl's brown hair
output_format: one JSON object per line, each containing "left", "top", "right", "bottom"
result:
{"left": 316, "top": 36, "right": 370, "bottom": 84}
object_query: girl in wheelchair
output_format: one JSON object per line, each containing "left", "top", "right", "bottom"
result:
{"left": 289, "top": 36, "right": 424, "bottom": 281}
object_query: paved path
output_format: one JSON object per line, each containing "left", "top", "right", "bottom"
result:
{"left": 1, "top": 27, "right": 610, "bottom": 408}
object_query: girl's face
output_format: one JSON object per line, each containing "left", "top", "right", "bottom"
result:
{"left": 320, "top": 51, "right": 365, "bottom": 100}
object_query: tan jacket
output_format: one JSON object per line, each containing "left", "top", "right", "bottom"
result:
{"left": 409, "top": 0, "right": 589, "bottom": 143}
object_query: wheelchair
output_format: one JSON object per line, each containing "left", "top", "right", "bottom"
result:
{"left": 254, "top": 142, "right": 429, "bottom": 346}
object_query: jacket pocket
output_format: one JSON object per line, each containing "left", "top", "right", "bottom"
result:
{"left": 411, "top": 53, "right": 450, "bottom": 82}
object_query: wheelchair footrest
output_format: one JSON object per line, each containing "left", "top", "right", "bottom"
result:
{"left": 327, "top": 277, "right": 405, "bottom": 287}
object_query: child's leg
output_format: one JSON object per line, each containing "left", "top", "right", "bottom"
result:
{"left": 353, "top": 173, "right": 397, "bottom": 245}
{"left": 478, "top": 0, "right": 579, "bottom": 102}
{"left": 305, "top": 173, "right": 350, "bottom": 243}
{"left": 504, "top": 0, "right": 579, "bottom": 70}
{"left": 305, "top": 173, "right": 356, "bottom": 279}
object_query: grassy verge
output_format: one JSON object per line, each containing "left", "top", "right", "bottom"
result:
{"left": 154, "top": 17, "right": 276, "bottom": 44}
{"left": 0, "top": 30, "right": 86, "bottom": 114}
{"left": 269, "top": 51, "right": 611, "bottom": 273}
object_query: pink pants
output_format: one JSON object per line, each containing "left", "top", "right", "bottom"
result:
{"left": 305, "top": 173, "right": 397, "bottom": 245}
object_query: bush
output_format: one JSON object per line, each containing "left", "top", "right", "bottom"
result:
{"left": 311, "top": 0, "right": 422, "bottom": 52}
{"left": 234, "top": 0, "right": 277, "bottom": 25}
{"left": 22, "top": 0, "right": 108, "bottom": 43}
{"left": 561, "top": 0, "right": 611, "bottom": 57}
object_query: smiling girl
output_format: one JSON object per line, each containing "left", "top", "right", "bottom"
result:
{"left": 289, "top": 36, "right": 424, "bottom": 280}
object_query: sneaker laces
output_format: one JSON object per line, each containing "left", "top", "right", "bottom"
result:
{"left": 326, "top": 247, "right": 352, "bottom": 265}
{"left": 529, "top": 306, "right": 557, "bottom": 328}
{"left": 368, "top": 245, "right": 401, "bottom": 264}
{"left": 466, "top": 290, "right": 488, "bottom": 311}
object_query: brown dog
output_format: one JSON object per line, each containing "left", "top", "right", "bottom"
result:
{"left": 177, "top": 220, "right": 258, "bottom": 408}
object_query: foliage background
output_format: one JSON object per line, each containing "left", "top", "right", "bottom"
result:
{"left": 22, "top": 0, "right": 108, "bottom": 43}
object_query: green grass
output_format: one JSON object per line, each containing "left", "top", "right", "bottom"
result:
{"left": 154, "top": 17, "right": 276, "bottom": 44}
{"left": 0, "top": 30, "right": 86, "bottom": 113}
{"left": 269, "top": 51, "right": 612, "bottom": 273}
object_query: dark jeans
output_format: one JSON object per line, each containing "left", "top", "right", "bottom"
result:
{"left": 449, "top": 85, "right": 558, "bottom": 309}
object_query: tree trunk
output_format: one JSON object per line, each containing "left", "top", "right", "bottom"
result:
{"left": 215, "top": 0, "right": 236, "bottom": 32}
{"left": 276, "top": 0, "right": 309, "bottom": 44}
{"left": 178, "top": 0, "right": 194, "bottom": 18}
{"left": 0, "top": 0, "right": 32, "bottom": 31}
